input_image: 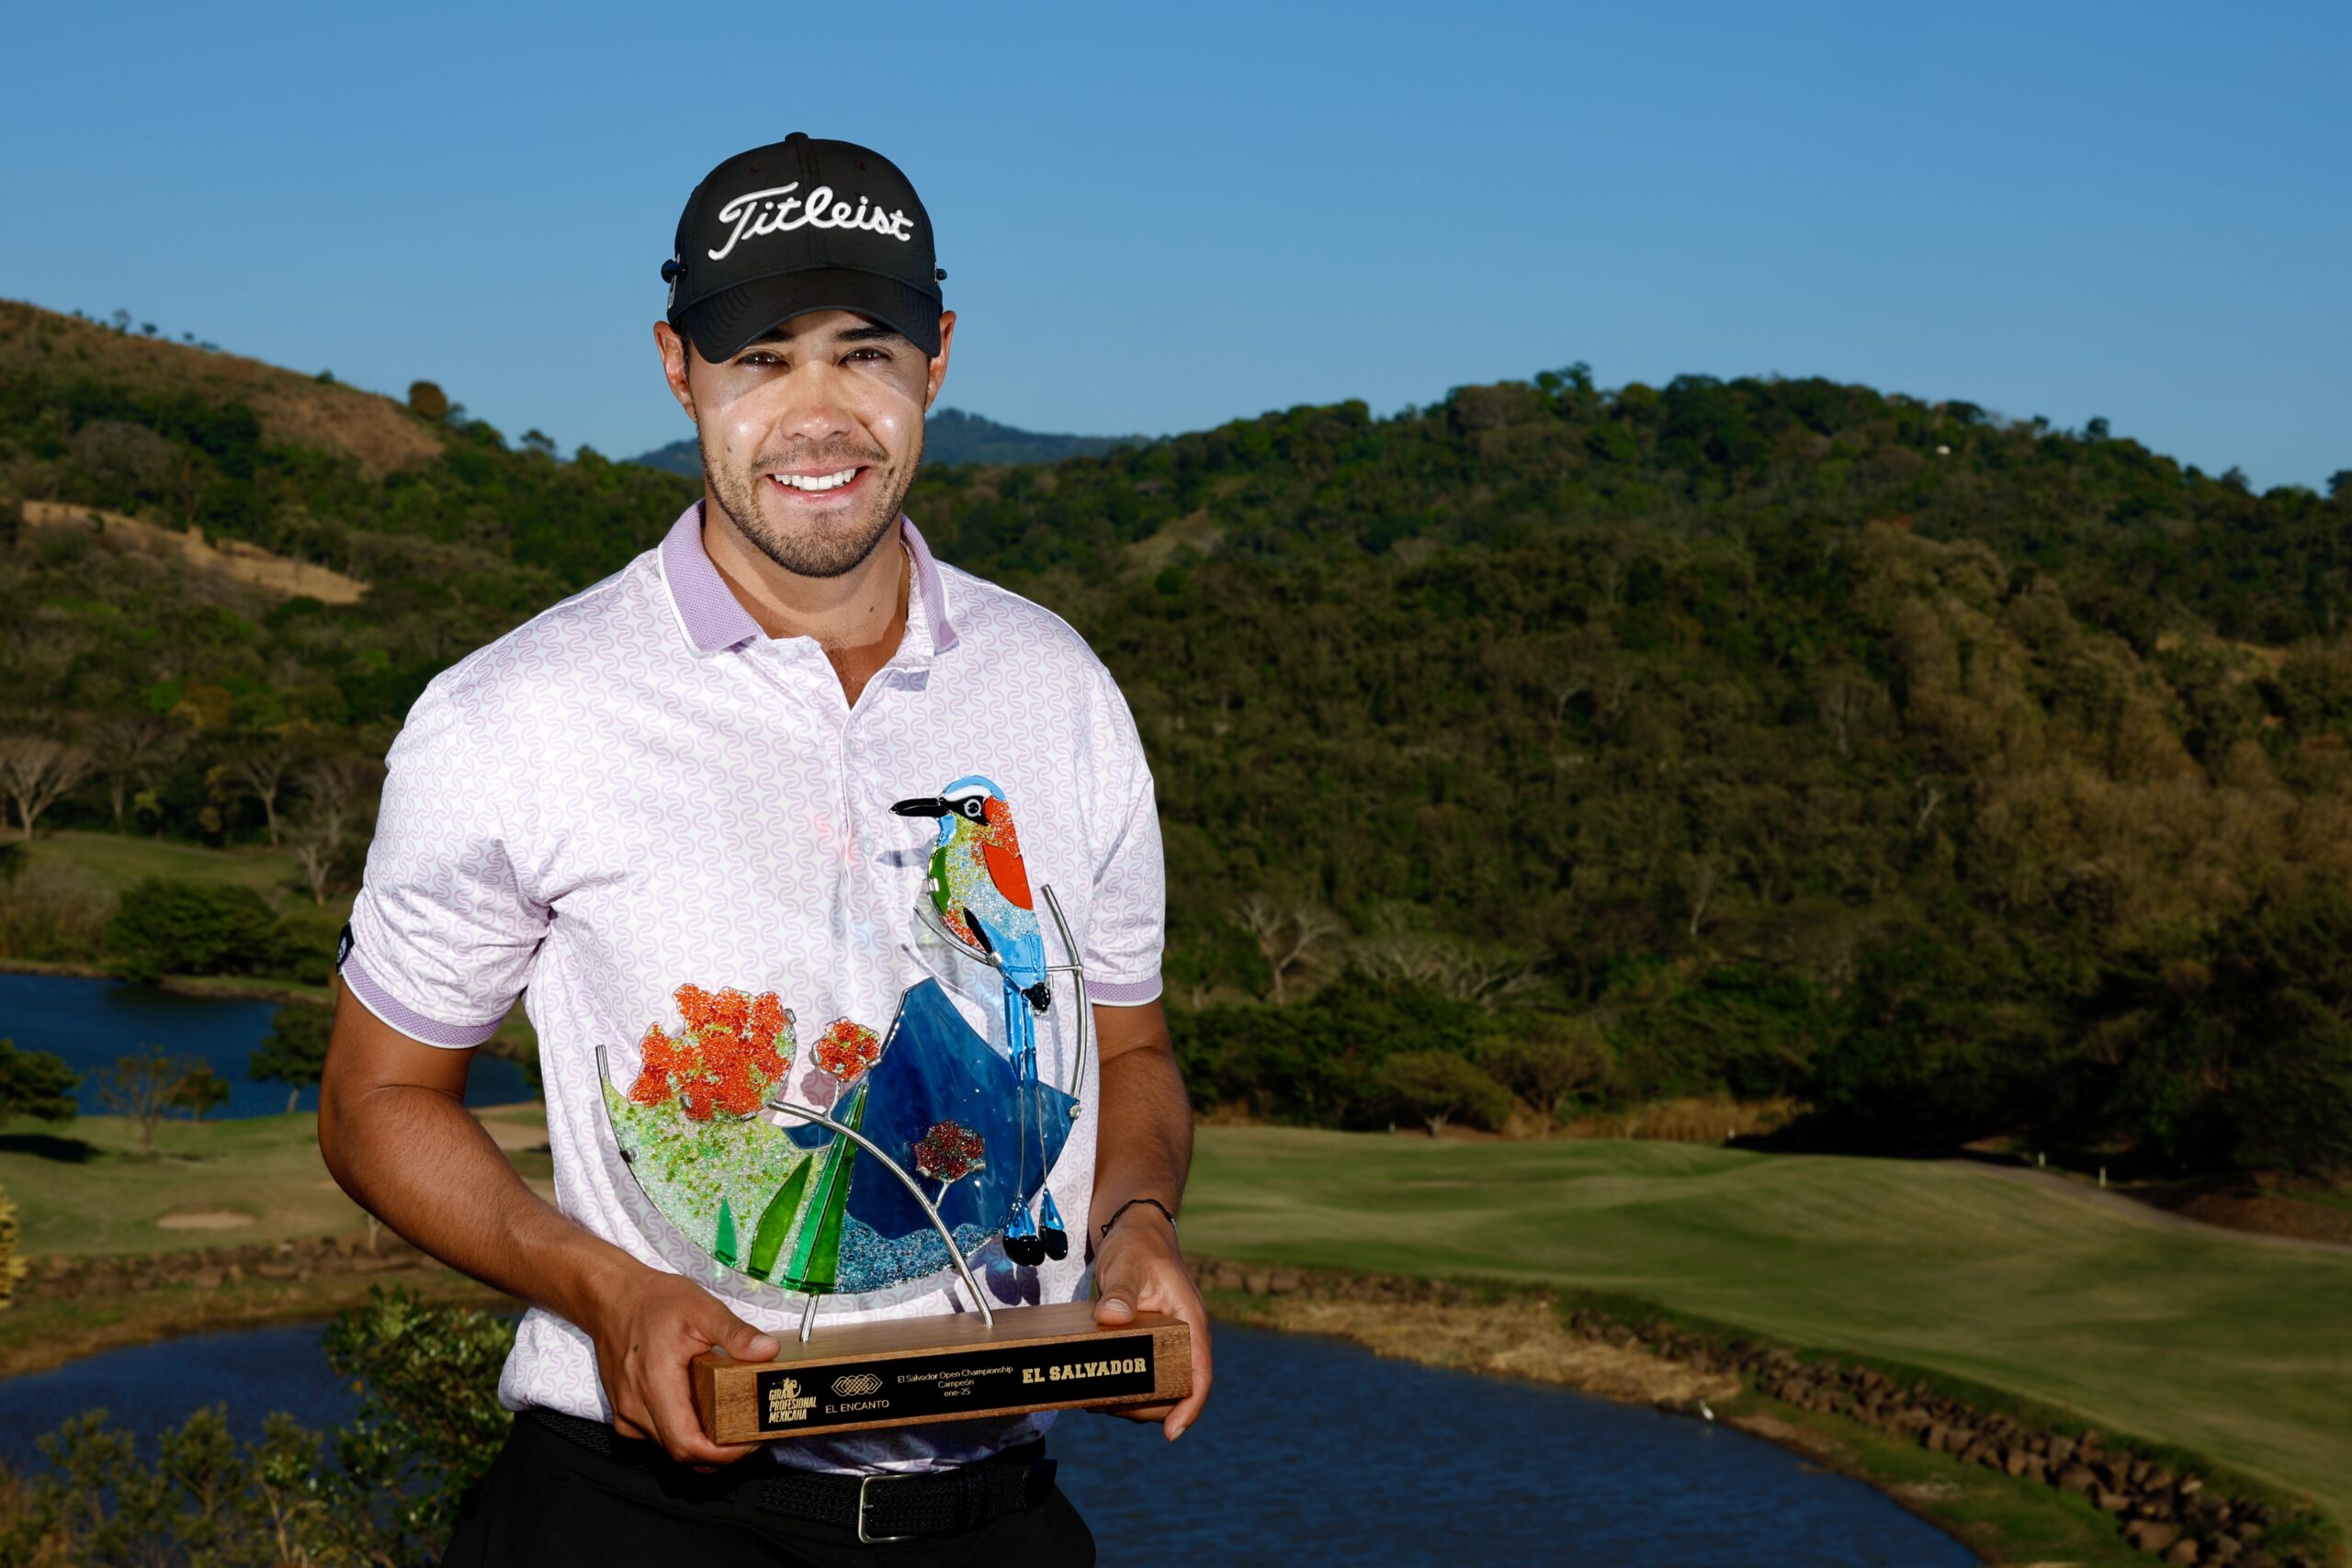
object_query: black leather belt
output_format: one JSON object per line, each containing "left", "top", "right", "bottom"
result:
{"left": 524, "top": 1407, "right": 1058, "bottom": 1544}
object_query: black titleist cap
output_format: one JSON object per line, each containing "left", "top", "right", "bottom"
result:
{"left": 663, "top": 132, "right": 944, "bottom": 361}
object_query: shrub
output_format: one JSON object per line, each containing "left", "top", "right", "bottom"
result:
{"left": 104, "top": 876, "right": 285, "bottom": 983}
{"left": 1379, "top": 1050, "right": 1513, "bottom": 1136}
{"left": 1169, "top": 977, "right": 1510, "bottom": 1127}
{"left": 167, "top": 1062, "right": 229, "bottom": 1122}
{"left": 251, "top": 1006, "right": 331, "bottom": 1114}
{"left": 0, "top": 1039, "right": 78, "bottom": 1122}
{"left": 1478, "top": 1017, "right": 1614, "bottom": 1126}
{"left": 319, "top": 1285, "right": 515, "bottom": 1555}
{"left": 0, "top": 1288, "right": 515, "bottom": 1561}
{"left": 0, "top": 1184, "right": 21, "bottom": 1309}
{"left": 0, "top": 859, "right": 114, "bottom": 962}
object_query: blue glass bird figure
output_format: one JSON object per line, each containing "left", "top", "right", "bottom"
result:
{"left": 893, "top": 775, "right": 1068, "bottom": 1265}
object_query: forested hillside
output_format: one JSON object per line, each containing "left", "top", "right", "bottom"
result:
{"left": 630, "top": 407, "right": 1147, "bottom": 475}
{"left": 4, "top": 300, "right": 2348, "bottom": 1179}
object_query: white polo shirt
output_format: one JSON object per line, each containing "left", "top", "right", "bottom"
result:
{"left": 344, "top": 502, "right": 1164, "bottom": 1474}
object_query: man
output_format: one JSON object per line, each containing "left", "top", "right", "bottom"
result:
{"left": 318, "top": 132, "right": 1210, "bottom": 1565}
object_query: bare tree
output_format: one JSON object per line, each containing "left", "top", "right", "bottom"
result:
{"left": 86, "top": 715, "right": 184, "bottom": 827}
{"left": 1679, "top": 851, "right": 1728, "bottom": 940}
{"left": 1815, "top": 670, "right": 1883, "bottom": 760}
{"left": 1353, "top": 936, "right": 1545, "bottom": 1010}
{"left": 213, "top": 738, "right": 300, "bottom": 847}
{"left": 101, "top": 1049, "right": 193, "bottom": 1154}
{"left": 1912, "top": 777, "right": 1948, "bottom": 836}
{"left": 286, "top": 754, "right": 379, "bottom": 906}
{"left": 1229, "top": 895, "right": 1346, "bottom": 1005}
{"left": 0, "top": 737, "right": 92, "bottom": 840}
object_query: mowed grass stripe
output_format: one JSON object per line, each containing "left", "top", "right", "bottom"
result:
{"left": 29, "top": 829, "right": 316, "bottom": 901}
{"left": 6, "top": 1114, "right": 384, "bottom": 1256}
{"left": 1185, "top": 1127, "right": 2352, "bottom": 1521}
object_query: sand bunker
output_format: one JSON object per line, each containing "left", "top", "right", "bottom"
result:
{"left": 155, "top": 1211, "right": 256, "bottom": 1231}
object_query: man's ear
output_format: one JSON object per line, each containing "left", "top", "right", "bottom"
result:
{"left": 655, "top": 321, "right": 697, "bottom": 421}
{"left": 923, "top": 310, "right": 957, "bottom": 412}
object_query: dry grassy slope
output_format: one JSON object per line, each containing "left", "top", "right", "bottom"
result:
{"left": 21, "top": 499, "right": 367, "bottom": 603}
{"left": 0, "top": 299, "right": 444, "bottom": 479}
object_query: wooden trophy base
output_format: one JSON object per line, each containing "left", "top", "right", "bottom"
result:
{"left": 693, "top": 1301, "right": 1192, "bottom": 1442}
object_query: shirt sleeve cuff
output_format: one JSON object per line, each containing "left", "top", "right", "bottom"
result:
{"left": 1087, "top": 973, "right": 1162, "bottom": 1007}
{"left": 340, "top": 950, "right": 507, "bottom": 1048}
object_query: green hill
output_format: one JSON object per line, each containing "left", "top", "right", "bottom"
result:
{"left": 628, "top": 407, "right": 1148, "bottom": 477}
{"left": 3, "top": 302, "right": 2348, "bottom": 1180}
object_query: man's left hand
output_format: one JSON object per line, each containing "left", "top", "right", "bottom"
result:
{"left": 1091, "top": 1208, "right": 1212, "bottom": 1440}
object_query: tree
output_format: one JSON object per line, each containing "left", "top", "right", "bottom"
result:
{"left": 0, "top": 1039, "right": 79, "bottom": 1122}
{"left": 1480, "top": 1020, "right": 1614, "bottom": 1127}
{"left": 101, "top": 1049, "right": 195, "bottom": 1153}
{"left": 1378, "top": 1050, "right": 1512, "bottom": 1138}
{"left": 105, "top": 876, "right": 285, "bottom": 983}
{"left": 407, "top": 379, "right": 451, "bottom": 421}
{"left": 1814, "top": 668, "right": 1883, "bottom": 760}
{"left": 1229, "top": 896, "right": 1345, "bottom": 1005}
{"left": 210, "top": 736, "right": 299, "bottom": 847}
{"left": 252, "top": 1006, "right": 331, "bottom": 1114}
{"left": 2086, "top": 884, "right": 2352, "bottom": 1179}
{"left": 312, "top": 1286, "right": 519, "bottom": 1558}
{"left": 1351, "top": 931, "right": 1544, "bottom": 1010}
{"left": 85, "top": 715, "right": 185, "bottom": 828}
{"left": 287, "top": 754, "right": 377, "bottom": 906}
{"left": 166, "top": 1062, "right": 229, "bottom": 1122}
{"left": 1804, "top": 931, "right": 2060, "bottom": 1151}
{"left": 0, "top": 737, "right": 93, "bottom": 840}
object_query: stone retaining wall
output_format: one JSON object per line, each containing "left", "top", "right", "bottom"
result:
{"left": 20, "top": 1230, "right": 427, "bottom": 1299}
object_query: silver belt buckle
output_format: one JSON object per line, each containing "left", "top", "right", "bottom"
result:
{"left": 856, "top": 1472, "right": 919, "bottom": 1544}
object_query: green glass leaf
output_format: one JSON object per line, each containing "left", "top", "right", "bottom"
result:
{"left": 713, "top": 1196, "right": 739, "bottom": 1268}
{"left": 782, "top": 1083, "right": 866, "bottom": 1293}
{"left": 745, "top": 1158, "right": 813, "bottom": 1280}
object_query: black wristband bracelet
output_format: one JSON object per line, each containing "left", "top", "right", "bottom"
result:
{"left": 1098, "top": 1196, "right": 1179, "bottom": 1239}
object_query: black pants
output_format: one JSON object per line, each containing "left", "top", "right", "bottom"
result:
{"left": 441, "top": 1415, "right": 1096, "bottom": 1567}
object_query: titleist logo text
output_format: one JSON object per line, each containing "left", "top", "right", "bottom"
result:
{"left": 707, "top": 183, "right": 916, "bottom": 260}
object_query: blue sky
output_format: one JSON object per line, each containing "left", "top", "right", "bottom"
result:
{"left": 5, "top": 2, "right": 2345, "bottom": 488}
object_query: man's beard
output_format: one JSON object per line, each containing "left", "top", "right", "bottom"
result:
{"left": 700, "top": 430, "right": 920, "bottom": 580}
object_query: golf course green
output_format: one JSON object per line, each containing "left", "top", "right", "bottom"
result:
{"left": 1182, "top": 1127, "right": 2352, "bottom": 1527}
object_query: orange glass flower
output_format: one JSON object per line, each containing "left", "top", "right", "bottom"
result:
{"left": 628, "top": 986, "right": 797, "bottom": 1122}
{"left": 811, "top": 1019, "right": 882, "bottom": 1080}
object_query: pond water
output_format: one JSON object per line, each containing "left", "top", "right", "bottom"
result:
{"left": 0, "top": 1322, "right": 1978, "bottom": 1567}
{"left": 0, "top": 972, "right": 530, "bottom": 1119}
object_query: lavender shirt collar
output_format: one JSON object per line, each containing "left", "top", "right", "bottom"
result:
{"left": 657, "top": 501, "right": 959, "bottom": 660}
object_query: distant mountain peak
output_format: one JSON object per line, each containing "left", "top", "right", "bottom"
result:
{"left": 625, "top": 408, "right": 1149, "bottom": 478}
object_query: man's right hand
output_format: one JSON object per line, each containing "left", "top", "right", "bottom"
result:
{"left": 319, "top": 990, "right": 786, "bottom": 1472}
{"left": 577, "top": 1262, "right": 783, "bottom": 1469}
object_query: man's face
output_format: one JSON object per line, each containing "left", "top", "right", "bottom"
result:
{"left": 657, "top": 308, "right": 954, "bottom": 579}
